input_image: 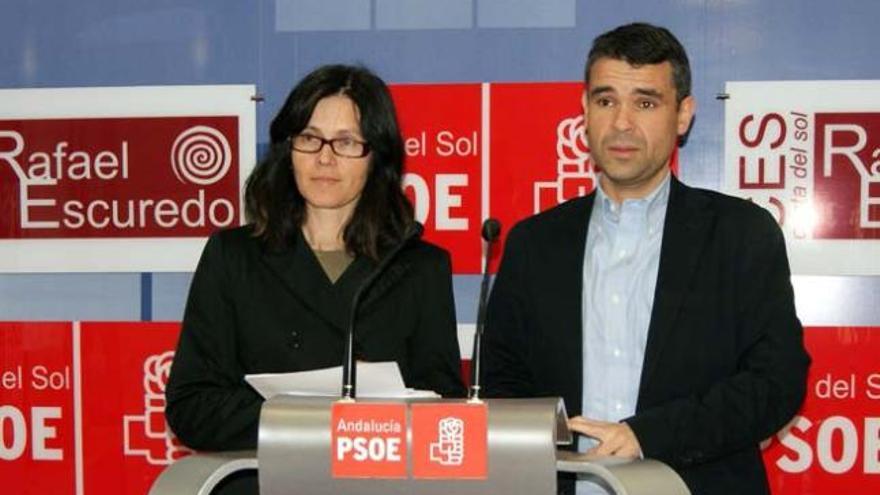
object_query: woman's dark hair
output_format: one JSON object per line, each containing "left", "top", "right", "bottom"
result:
{"left": 585, "top": 22, "right": 691, "bottom": 104}
{"left": 245, "top": 64, "right": 414, "bottom": 260}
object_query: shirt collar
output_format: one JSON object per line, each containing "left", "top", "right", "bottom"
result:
{"left": 594, "top": 171, "right": 672, "bottom": 225}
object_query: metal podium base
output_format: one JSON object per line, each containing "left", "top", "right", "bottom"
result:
{"left": 149, "top": 450, "right": 691, "bottom": 495}
{"left": 147, "top": 450, "right": 257, "bottom": 495}
{"left": 258, "top": 396, "right": 563, "bottom": 495}
{"left": 148, "top": 397, "right": 690, "bottom": 495}
{"left": 556, "top": 451, "right": 690, "bottom": 495}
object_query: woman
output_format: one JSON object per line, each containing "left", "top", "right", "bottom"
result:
{"left": 165, "top": 65, "right": 465, "bottom": 454}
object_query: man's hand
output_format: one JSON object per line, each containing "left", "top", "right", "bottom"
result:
{"left": 567, "top": 416, "right": 642, "bottom": 459}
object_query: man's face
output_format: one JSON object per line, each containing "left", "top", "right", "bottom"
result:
{"left": 583, "top": 57, "right": 695, "bottom": 201}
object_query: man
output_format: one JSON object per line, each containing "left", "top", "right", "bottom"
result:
{"left": 483, "top": 23, "right": 809, "bottom": 495}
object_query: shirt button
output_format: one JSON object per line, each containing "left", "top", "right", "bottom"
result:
{"left": 613, "top": 348, "right": 621, "bottom": 357}
{"left": 618, "top": 249, "right": 626, "bottom": 258}
{"left": 291, "top": 330, "right": 299, "bottom": 337}
{"left": 615, "top": 402, "right": 623, "bottom": 411}
{"left": 611, "top": 294, "right": 620, "bottom": 304}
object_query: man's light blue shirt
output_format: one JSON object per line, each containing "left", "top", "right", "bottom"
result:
{"left": 577, "top": 173, "right": 670, "bottom": 494}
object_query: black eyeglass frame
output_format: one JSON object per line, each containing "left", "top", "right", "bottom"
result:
{"left": 289, "top": 133, "right": 371, "bottom": 158}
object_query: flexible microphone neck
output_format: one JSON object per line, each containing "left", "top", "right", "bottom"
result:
{"left": 341, "top": 222, "right": 424, "bottom": 400}
{"left": 470, "top": 218, "right": 501, "bottom": 401}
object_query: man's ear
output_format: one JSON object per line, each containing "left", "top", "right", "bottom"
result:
{"left": 581, "top": 89, "right": 589, "bottom": 129}
{"left": 677, "top": 95, "right": 696, "bottom": 136}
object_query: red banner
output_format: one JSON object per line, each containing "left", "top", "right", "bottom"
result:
{"left": 392, "top": 84, "right": 483, "bottom": 273}
{"left": 814, "top": 113, "right": 880, "bottom": 238}
{"left": 0, "top": 117, "right": 240, "bottom": 239}
{"left": 762, "top": 327, "right": 880, "bottom": 492}
{"left": 0, "top": 322, "right": 75, "bottom": 495}
{"left": 488, "top": 82, "right": 587, "bottom": 270}
{"left": 79, "top": 322, "right": 186, "bottom": 495}
{"left": 3, "top": 323, "right": 879, "bottom": 493}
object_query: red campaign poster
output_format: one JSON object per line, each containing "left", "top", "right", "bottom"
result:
{"left": 486, "top": 82, "right": 682, "bottom": 272}
{"left": 814, "top": 113, "right": 880, "bottom": 239}
{"left": 488, "top": 82, "right": 588, "bottom": 271}
{"left": 0, "top": 322, "right": 76, "bottom": 495}
{"left": 79, "top": 322, "right": 188, "bottom": 495}
{"left": 763, "top": 326, "right": 880, "bottom": 493}
{"left": 391, "top": 84, "right": 483, "bottom": 274}
{"left": 0, "top": 117, "right": 240, "bottom": 239}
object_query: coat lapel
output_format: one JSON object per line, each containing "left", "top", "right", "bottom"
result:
{"left": 638, "top": 177, "right": 714, "bottom": 397}
{"left": 358, "top": 257, "right": 412, "bottom": 312}
{"left": 260, "top": 232, "right": 368, "bottom": 335}
{"left": 259, "top": 231, "right": 413, "bottom": 337}
{"left": 554, "top": 195, "right": 595, "bottom": 403}
{"left": 333, "top": 250, "right": 414, "bottom": 335}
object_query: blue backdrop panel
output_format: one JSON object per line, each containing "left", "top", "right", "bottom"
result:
{"left": 0, "top": 273, "right": 141, "bottom": 320}
{"left": 1, "top": 1, "right": 878, "bottom": 329}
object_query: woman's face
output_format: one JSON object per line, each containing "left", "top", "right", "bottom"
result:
{"left": 291, "top": 94, "right": 370, "bottom": 218}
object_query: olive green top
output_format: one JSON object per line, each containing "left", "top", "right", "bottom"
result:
{"left": 313, "top": 249, "right": 354, "bottom": 284}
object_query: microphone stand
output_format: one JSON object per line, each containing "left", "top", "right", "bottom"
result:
{"left": 469, "top": 219, "right": 501, "bottom": 401}
{"left": 341, "top": 223, "right": 423, "bottom": 401}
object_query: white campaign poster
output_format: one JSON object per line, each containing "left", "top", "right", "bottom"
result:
{"left": 0, "top": 85, "right": 256, "bottom": 272}
{"left": 724, "top": 80, "right": 880, "bottom": 275}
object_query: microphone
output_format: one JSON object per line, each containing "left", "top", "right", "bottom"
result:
{"left": 469, "top": 218, "right": 502, "bottom": 401}
{"left": 341, "top": 222, "right": 424, "bottom": 400}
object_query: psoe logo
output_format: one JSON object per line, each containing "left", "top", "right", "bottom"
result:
{"left": 122, "top": 351, "right": 191, "bottom": 465}
{"left": 411, "top": 402, "right": 487, "bottom": 479}
{"left": 532, "top": 115, "right": 596, "bottom": 213}
{"left": 429, "top": 417, "right": 465, "bottom": 466}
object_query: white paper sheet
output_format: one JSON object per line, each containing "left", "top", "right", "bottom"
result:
{"left": 245, "top": 361, "right": 439, "bottom": 400}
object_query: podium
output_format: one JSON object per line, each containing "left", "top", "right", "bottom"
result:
{"left": 150, "top": 396, "right": 690, "bottom": 495}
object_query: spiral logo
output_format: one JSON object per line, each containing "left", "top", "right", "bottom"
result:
{"left": 170, "top": 126, "right": 232, "bottom": 185}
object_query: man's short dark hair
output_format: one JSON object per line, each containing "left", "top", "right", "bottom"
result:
{"left": 585, "top": 22, "right": 691, "bottom": 103}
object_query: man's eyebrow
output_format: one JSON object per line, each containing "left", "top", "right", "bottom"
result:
{"left": 588, "top": 85, "right": 614, "bottom": 97}
{"left": 634, "top": 87, "right": 664, "bottom": 98}
{"left": 588, "top": 86, "right": 666, "bottom": 99}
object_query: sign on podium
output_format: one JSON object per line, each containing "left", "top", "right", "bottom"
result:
{"left": 150, "top": 395, "right": 690, "bottom": 495}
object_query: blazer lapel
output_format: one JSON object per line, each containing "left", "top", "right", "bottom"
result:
{"left": 259, "top": 231, "right": 408, "bottom": 338}
{"left": 358, "top": 257, "right": 411, "bottom": 313}
{"left": 554, "top": 195, "right": 594, "bottom": 404}
{"left": 638, "top": 177, "right": 714, "bottom": 397}
{"left": 260, "top": 232, "right": 360, "bottom": 335}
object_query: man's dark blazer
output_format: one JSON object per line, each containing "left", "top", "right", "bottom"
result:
{"left": 166, "top": 225, "right": 465, "bottom": 452}
{"left": 483, "top": 176, "right": 810, "bottom": 495}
